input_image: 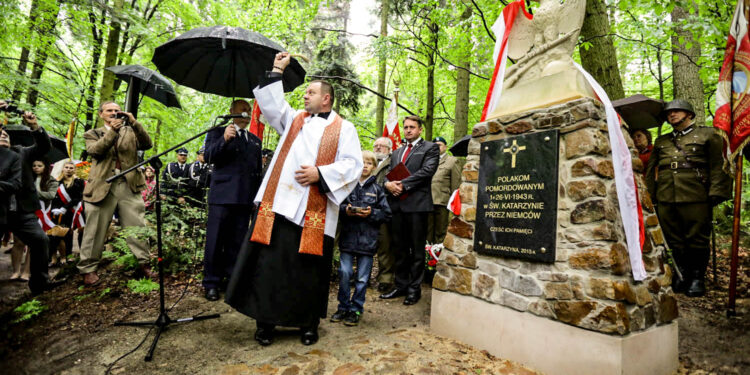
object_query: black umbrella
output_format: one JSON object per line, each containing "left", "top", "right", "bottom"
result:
{"left": 612, "top": 94, "right": 664, "bottom": 130}
{"left": 152, "top": 26, "right": 306, "bottom": 98}
{"left": 106, "top": 65, "right": 181, "bottom": 111}
{"left": 5, "top": 125, "right": 69, "bottom": 163}
{"left": 450, "top": 135, "right": 471, "bottom": 157}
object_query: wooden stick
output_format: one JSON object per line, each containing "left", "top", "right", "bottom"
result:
{"left": 727, "top": 153, "right": 743, "bottom": 316}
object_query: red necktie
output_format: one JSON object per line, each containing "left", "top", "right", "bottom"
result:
{"left": 401, "top": 143, "right": 413, "bottom": 163}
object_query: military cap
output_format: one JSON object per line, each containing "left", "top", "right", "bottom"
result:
{"left": 197, "top": 146, "right": 205, "bottom": 154}
{"left": 176, "top": 147, "right": 189, "bottom": 155}
{"left": 662, "top": 99, "right": 695, "bottom": 119}
{"left": 432, "top": 136, "right": 447, "bottom": 145}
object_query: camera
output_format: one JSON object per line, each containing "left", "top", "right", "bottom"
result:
{"left": 1, "top": 100, "right": 25, "bottom": 116}
{"left": 116, "top": 112, "right": 129, "bottom": 120}
{"left": 349, "top": 206, "right": 364, "bottom": 213}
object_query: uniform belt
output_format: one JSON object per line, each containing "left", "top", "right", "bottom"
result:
{"left": 664, "top": 161, "right": 707, "bottom": 170}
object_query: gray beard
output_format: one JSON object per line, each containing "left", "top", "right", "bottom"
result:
{"left": 375, "top": 152, "right": 388, "bottom": 162}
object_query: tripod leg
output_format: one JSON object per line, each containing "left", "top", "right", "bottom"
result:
{"left": 145, "top": 325, "right": 164, "bottom": 362}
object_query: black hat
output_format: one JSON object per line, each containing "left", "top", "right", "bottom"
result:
{"left": 432, "top": 136, "right": 447, "bottom": 145}
{"left": 662, "top": 99, "right": 695, "bottom": 119}
{"left": 176, "top": 147, "right": 189, "bottom": 155}
{"left": 197, "top": 146, "right": 205, "bottom": 154}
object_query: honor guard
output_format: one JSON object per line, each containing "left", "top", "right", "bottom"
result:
{"left": 161, "top": 147, "right": 191, "bottom": 204}
{"left": 188, "top": 146, "right": 212, "bottom": 205}
{"left": 645, "top": 99, "right": 732, "bottom": 297}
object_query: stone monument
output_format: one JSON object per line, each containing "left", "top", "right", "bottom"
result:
{"left": 429, "top": 2, "right": 679, "bottom": 374}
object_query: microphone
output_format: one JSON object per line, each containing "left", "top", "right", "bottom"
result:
{"left": 219, "top": 112, "right": 250, "bottom": 119}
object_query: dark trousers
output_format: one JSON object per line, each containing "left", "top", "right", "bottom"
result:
{"left": 1, "top": 212, "right": 50, "bottom": 294}
{"left": 203, "top": 204, "right": 251, "bottom": 289}
{"left": 657, "top": 202, "right": 711, "bottom": 280}
{"left": 391, "top": 211, "right": 428, "bottom": 295}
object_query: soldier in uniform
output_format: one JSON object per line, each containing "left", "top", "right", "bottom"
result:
{"left": 187, "top": 146, "right": 212, "bottom": 206}
{"left": 161, "top": 147, "right": 191, "bottom": 204}
{"left": 645, "top": 99, "right": 731, "bottom": 297}
{"left": 427, "top": 136, "right": 462, "bottom": 245}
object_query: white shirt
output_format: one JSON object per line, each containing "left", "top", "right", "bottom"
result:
{"left": 401, "top": 138, "right": 422, "bottom": 162}
{"left": 233, "top": 124, "right": 249, "bottom": 141}
{"left": 253, "top": 81, "right": 363, "bottom": 237}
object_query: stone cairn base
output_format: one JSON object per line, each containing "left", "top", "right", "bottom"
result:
{"left": 433, "top": 97, "right": 678, "bottom": 335}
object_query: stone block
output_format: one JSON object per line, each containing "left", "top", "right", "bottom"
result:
{"left": 629, "top": 306, "right": 645, "bottom": 332}
{"left": 537, "top": 271, "right": 568, "bottom": 282}
{"left": 544, "top": 282, "right": 574, "bottom": 300}
{"left": 499, "top": 267, "right": 517, "bottom": 290}
{"left": 590, "top": 303, "right": 630, "bottom": 335}
{"left": 569, "top": 247, "right": 612, "bottom": 270}
{"left": 586, "top": 278, "right": 615, "bottom": 299}
{"left": 444, "top": 253, "right": 461, "bottom": 267}
{"left": 554, "top": 301, "right": 597, "bottom": 326}
{"left": 472, "top": 123, "right": 488, "bottom": 137}
{"left": 631, "top": 158, "right": 644, "bottom": 173}
{"left": 517, "top": 275, "right": 543, "bottom": 296}
{"left": 468, "top": 139, "right": 481, "bottom": 155}
{"left": 564, "top": 128, "right": 611, "bottom": 159}
{"left": 462, "top": 170, "right": 478, "bottom": 183}
{"left": 642, "top": 232, "right": 654, "bottom": 253}
{"left": 505, "top": 119, "right": 534, "bottom": 134}
{"left": 502, "top": 290, "right": 530, "bottom": 311}
{"left": 570, "top": 102, "right": 601, "bottom": 121}
{"left": 644, "top": 304, "right": 657, "bottom": 328}
{"left": 657, "top": 293, "right": 678, "bottom": 323}
{"left": 567, "top": 180, "right": 607, "bottom": 202}
{"left": 571, "top": 199, "right": 614, "bottom": 224}
{"left": 645, "top": 215, "right": 659, "bottom": 227}
{"left": 494, "top": 256, "right": 522, "bottom": 269}
{"left": 593, "top": 222, "right": 618, "bottom": 241}
{"left": 488, "top": 120, "right": 504, "bottom": 134}
{"left": 570, "top": 158, "right": 598, "bottom": 177}
{"left": 443, "top": 233, "right": 472, "bottom": 254}
{"left": 447, "top": 267, "right": 473, "bottom": 295}
{"left": 650, "top": 228, "right": 665, "bottom": 245}
{"left": 477, "top": 259, "right": 501, "bottom": 276}
{"left": 459, "top": 183, "right": 476, "bottom": 205}
{"left": 641, "top": 190, "right": 655, "bottom": 212}
{"left": 611, "top": 243, "right": 631, "bottom": 276}
{"left": 463, "top": 205, "right": 476, "bottom": 222}
{"left": 528, "top": 300, "right": 556, "bottom": 318}
{"left": 461, "top": 252, "right": 478, "bottom": 269}
{"left": 432, "top": 272, "right": 449, "bottom": 291}
{"left": 447, "top": 217, "right": 473, "bottom": 239}
{"left": 535, "top": 113, "right": 570, "bottom": 129}
{"left": 594, "top": 160, "right": 614, "bottom": 179}
{"left": 473, "top": 272, "right": 496, "bottom": 301}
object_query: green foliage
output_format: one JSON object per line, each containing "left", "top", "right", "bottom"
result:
{"left": 127, "top": 278, "right": 159, "bottom": 294}
{"left": 151, "top": 200, "right": 208, "bottom": 274}
{"left": 12, "top": 299, "right": 47, "bottom": 324}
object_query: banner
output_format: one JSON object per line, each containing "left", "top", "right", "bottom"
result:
{"left": 383, "top": 93, "right": 401, "bottom": 150}
{"left": 715, "top": 0, "right": 750, "bottom": 160}
{"left": 249, "top": 100, "right": 264, "bottom": 142}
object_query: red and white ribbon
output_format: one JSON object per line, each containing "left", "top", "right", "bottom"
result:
{"left": 71, "top": 202, "right": 85, "bottom": 229}
{"left": 35, "top": 200, "right": 55, "bottom": 231}
{"left": 57, "top": 183, "right": 71, "bottom": 205}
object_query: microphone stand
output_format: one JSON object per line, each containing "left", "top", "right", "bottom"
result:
{"left": 108, "top": 116, "right": 231, "bottom": 361}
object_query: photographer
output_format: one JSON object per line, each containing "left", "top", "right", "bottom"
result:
{"left": 77, "top": 101, "right": 154, "bottom": 286}
{"left": 0, "top": 100, "right": 60, "bottom": 295}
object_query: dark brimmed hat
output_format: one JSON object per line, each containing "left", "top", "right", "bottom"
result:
{"left": 197, "top": 146, "right": 205, "bottom": 154}
{"left": 176, "top": 147, "right": 189, "bottom": 155}
{"left": 662, "top": 99, "right": 695, "bottom": 119}
{"left": 432, "top": 136, "right": 447, "bottom": 145}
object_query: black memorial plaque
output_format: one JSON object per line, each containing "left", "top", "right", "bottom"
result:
{"left": 474, "top": 129, "right": 559, "bottom": 262}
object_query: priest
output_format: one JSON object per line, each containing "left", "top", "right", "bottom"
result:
{"left": 225, "top": 52, "right": 363, "bottom": 346}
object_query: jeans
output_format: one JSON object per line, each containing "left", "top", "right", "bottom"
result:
{"left": 337, "top": 252, "right": 373, "bottom": 314}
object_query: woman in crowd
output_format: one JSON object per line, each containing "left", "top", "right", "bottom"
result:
{"left": 11, "top": 158, "right": 58, "bottom": 279}
{"left": 631, "top": 128, "right": 653, "bottom": 170}
{"left": 142, "top": 165, "right": 157, "bottom": 211}
{"left": 48, "top": 160, "right": 85, "bottom": 265}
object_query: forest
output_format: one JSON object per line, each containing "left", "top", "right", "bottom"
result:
{"left": 0, "top": 0, "right": 746, "bottom": 184}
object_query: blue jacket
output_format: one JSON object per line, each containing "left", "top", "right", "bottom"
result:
{"left": 339, "top": 176, "right": 392, "bottom": 256}
{"left": 204, "top": 126, "right": 262, "bottom": 205}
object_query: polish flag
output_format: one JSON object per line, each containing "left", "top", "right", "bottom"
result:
{"left": 480, "top": 1, "right": 533, "bottom": 121}
{"left": 383, "top": 95, "right": 401, "bottom": 150}
{"left": 447, "top": 189, "right": 461, "bottom": 215}
{"left": 249, "top": 100, "right": 264, "bottom": 142}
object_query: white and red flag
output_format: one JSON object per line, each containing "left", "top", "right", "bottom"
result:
{"left": 715, "top": 0, "right": 750, "bottom": 160}
{"left": 447, "top": 189, "right": 461, "bottom": 216}
{"left": 383, "top": 93, "right": 401, "bottom": 150}
{"left": 480, "top": 0, "right": 533, "bottom": 121}
{"left": 249, "top": 100, "right": 265, "bottom": 142}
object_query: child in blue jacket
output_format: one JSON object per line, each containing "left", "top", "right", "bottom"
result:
{"left": 331, "top": 150, "right": 392, "bottom": 326}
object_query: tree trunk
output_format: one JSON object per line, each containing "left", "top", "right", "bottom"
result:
{"left": 671, "top": 2, "right": 705, "bottom": 126}
{"left": 10, "top": 0, "right": 42, "bottom": 102}
{"left": 579, "top": 0, "right": 625, "bottom": 100}
{"left": 85, "top": 10, "right": 106, "bottom": 132}
{"left": 453, "top": 6, "right": 472, "bottom": 143}
{"left": 424, "top": 21, "right": 438, "bottom": 141}
{"left": 26, "top": 0, "right": 62, "bottom": 107}
{"left": 99, "top": 0, "right": 125, "bottom": 104}
{"left": 376, "top": 0, "right": 389, "bottom": 135}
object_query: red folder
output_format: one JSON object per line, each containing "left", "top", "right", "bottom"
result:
{"left": 386, "top": 162, "right": 411, "bottom": 181}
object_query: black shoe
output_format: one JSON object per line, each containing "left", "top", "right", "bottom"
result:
{"left": 343, "top": 311, "right": 361, "bottom": 326}
{"left": 379, "top": 288, "right": 406, "bottom": 299}
{"left": 205, "top": 288, "right": 220, "bottom": 301}
{"left": 377, "top": 283, "right": 393, "bottom": 293}
{"left": 254, "top": 327, "right": 274, "bottom": 346}
{"left": 300, "top": 327, "right": 319, "bottom": 345}
{"left": 403, "top": 293, "right": 421, "bottom": 305}
{"left": 686, "top": 279, "right": 706, "bottom": 297}
{"left": 330, "top": 309, "right": 348, "bottom": 323}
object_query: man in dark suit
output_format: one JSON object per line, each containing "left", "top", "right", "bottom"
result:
{"left": 0, "top": 103, "right": 59, "bottom": 295}
{"left": 380, "top": 115, "right": 439, "bottom": 305}
{"left": 187, "top": 146, "right": 211, "bottom": 206}
{"left": 202, "top": 99, "right": 263, "bottom": 301}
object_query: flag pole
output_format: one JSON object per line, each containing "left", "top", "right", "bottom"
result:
{"left": 727, "top": 153, "right": 743, "bottom": 317}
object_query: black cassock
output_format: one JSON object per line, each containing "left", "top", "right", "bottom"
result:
{"left": 225, "top": 214, "right": 334, "bottom": 328}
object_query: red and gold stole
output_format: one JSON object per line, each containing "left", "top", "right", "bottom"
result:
{"left": 250, "top": 112, "right": 342, "bottom": 256}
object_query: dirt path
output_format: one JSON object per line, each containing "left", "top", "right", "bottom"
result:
{"left": 1, "top": 242, "right": 748, "bottom": 375}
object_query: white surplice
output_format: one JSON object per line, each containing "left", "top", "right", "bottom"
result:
{"left": 252, "top": 81, "right": 363, "bottom": 237}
